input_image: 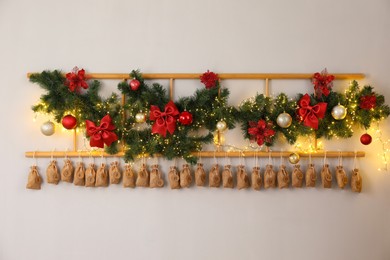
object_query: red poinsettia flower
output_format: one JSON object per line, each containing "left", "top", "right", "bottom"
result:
{"left": 359, "top": 95, "right": 377, "bottom": 110}
{"left": 200, "top": 70, "right": 219, "bottom": 89}
{"left": 65, "top": 66, "right": 89, "bottom": 92}
{"left": 248, "top": 119, "right": 276, "bottom": 146}
{"left": 312, "top": 68, "right": 334, "bottom": 98}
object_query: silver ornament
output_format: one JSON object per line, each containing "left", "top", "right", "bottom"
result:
{"left": 276, "top": 112, "right": 292, "bottom": 128}
{"left": 288, "top": 153, "right": 300, "bottom": 164}
{"left": 216, "top": 120, "right": 227, "bottom": 131}
{"left": 135, "top": 113, "right": 146, "bottom": 123}
{"left": 40, "top": 121, "right": 55, "bottom": 136}
{"left": 331, "top": 104, "right": 347, "bottom": 120}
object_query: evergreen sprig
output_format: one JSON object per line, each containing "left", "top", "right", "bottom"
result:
{"left": 346, "top": 80, "right": 390, "bottom": 130}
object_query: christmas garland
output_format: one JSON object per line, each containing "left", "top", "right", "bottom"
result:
{"left": 31, "top": 68, "right": 390, "bottom": 162}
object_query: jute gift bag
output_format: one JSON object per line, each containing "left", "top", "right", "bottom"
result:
{"left": 305, "top": 163, "right": 316, "bottom": 187}
{"left": 209, "top": 164, "right": 221, "bottom": 188}
{"left": 26, "top": 165, "right": 41, "bottom": 190}
{"left": 321, "top": 164, "right": 332, "bottom": 188}
{"left": 180, "top": 164, "right": 192, "bottom": 188}
{"left": 73, "top": 161, "right": 85, "bottom": 186}
{"left": 95, "top": 163, "right": 108, "bottom": 187}
{"left": 46, "top": 160, "right": 60, "bottom": 185}
{"left": 150, "top": 164, "right": 164, "bottom": 188}
{"left": 336, "top": 166, "right": 348, "bottom": 189}
{"left": 136, "top": 163, "right": 149, "bottom": 187}
{"left": 61, "top": 159, "right": 74, "bottom": 183}
{"left": 195, "top": 163, "right": 206, "bottom": 186}
{"left": 85, "top": 163, "right": 96, "bottom": 187}
{"left": 292, "top": 164, "right": 303, "bottom": 188}
{"left": 251, "top": 166, "right": 262, "bottom": 190}
{"left": 351, "top": 168, "right": 362, "bottom": 193}
{"left": 277, "top": 164, "right": 290, "bottom": 189}
{"left": 222, "top": 165, "right": 234, "bottom": 188}
{"left": 168, "top": 166, "right": 180, "bottom": 189}
{"left": 264, "top": 164, "right": 276, "bottom": 189}
{"left": 237, "top": 165, "right": 250, "bottom": 189}
{"left": 123, "top": 164, "right": 135, "bottom": 188}
{"left": 109, "top": 161, "right": 121, "bottom": 184}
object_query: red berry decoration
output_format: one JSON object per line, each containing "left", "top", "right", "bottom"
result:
{"left": 61, "top": 115, "right": 77, "bottom": 129}
{"left": 179, "top": 111, "right": 193, "bottom": 125}
{"left": 129, "top": 79, "right": 140, "bottom": 91}
{"left": 360, "top": 133, "right": 372, "bottom": 145}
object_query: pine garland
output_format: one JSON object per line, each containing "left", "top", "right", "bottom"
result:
{"left": 30, "top": 69, "right": 390, "bottom": 163}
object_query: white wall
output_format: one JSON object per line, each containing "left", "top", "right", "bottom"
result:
{"left": 1, "top": 0, "right": 390, "bottom": 259}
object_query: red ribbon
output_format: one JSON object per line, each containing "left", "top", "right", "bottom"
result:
{"left": 86, "top": 115, "right": 118, "bottom": 148}
{"left": 297, "top": 94, "right": 327, "bottom": 129}
{"left": 150, "top": 101, "right": 179, "bottom": 137}
{"left": 65, "top": 67, "right": 88, "bottom": 92}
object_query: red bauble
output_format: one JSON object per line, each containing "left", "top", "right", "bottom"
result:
{"left": 129, "top": 79, "right": 140, "bottom": 91}
{"left": 62, "top": 115, "right": 77, "bottom": 129}
{"left": 179, "top": 111, "right": 193, "bottom": 125}
{"left": 360, "top": 133, "right": 372, "bottom": 145}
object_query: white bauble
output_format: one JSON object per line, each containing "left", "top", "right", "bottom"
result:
{"left": 331, "top": 104, "right": 347, "bottom": 120}
{"left": 40, "top": 121, "right": 55, "bottom": 136}
{"left": 276, "top": 112, "right": 292, "bottom": 128}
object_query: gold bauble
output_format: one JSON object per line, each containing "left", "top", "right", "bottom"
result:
{"left": 288, "top": 152, "right": 300, "bottom": 164}
{"left": 216, "top": 120, "right": 227, "bottom": 131}
{"left": 135, "top": 113, "right": 146, "bottom": 123}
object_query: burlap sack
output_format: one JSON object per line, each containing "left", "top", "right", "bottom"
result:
{"left": 85, "top": 163, "right": 96, "bottom": 187}
{"left": 168, "top": 166, "right": 180, "bottom": 189}
{"left": 180, "top": 164, "right": 192, "bottom": 188}
{"left": 237, "top": 165, "right": 250, "bottom": 189}
{"left": 351, "top": 168, "right": 362, "bottom": 193}
{"left": 292, "top": 164, "right": 303, "bottom": 188}
{"left": 95, "top": 163, "right": 108, "bottom": 187}
{"left": 123, "top": 164, "right": 135, "bottom": 188}
{"left": 61, "top": 159, "right": 74, "bottom": 183}
{"left": 305, "top": 163, "right": 316, "bottom": 187}
{"left": 321, "top": 164, "right": 332, "bottom": 188}
{"left": 195, "top": 163, "right": 206, "bottom": 186}
{"left": 222, "top": 165, "right": 234, "bottom": 188}
{"left": 150, "top": 164, "right": 164, "bottom": 188}
{"left": 251, "top": 166, "right": 262, "bottom": 190}
{"left": 336, "top": 165, "right": 348, "bottom": 189}
{"left": 109, "top": 161, "right": 121, "bottom": 184}
{"left": 136, "top": 164, "right": 149, "bottom": 187}
{"left": 209, "top": 164, "right": 221, "bottom": 188}
{"left": 264, "top": 164, "right": 276, "bottom": 189}
{"left": 26, "top": 165, "right": 41, "bottom": 190}
{"left": 46, "top": 160, "right": 60, "bottom": 185}
{"left": 277, "top": 165, "right": 290, "bottom": 189}
{"left": 73, "top": 161, "right": 85, "bottom": 186}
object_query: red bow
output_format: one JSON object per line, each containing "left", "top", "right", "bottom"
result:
{"left": 297, "top": 94, "right": 327, "bottom": 129}
{"left": 312, "top": 68, "right": 334, "bottom": 98}
{"left": 65, "top": 67, "right": 89, "bottom": 92}
{"left": 150, "top": 101, "right": 179, "bottom": 137}
{"left": 86, "top": 115, "right": 118, "bottom": 148}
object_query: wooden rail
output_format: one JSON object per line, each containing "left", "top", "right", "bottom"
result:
{"left": 25, "top": 151, "right": 365, "bottom": 159}
{"left": 27, "top": 72, "right": 365, "bottom": 80}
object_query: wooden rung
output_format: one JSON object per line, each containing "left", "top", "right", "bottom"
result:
{"left": 25, "top": 150, "right": 365, "bottom": 158}
{"left": 27, "top": 72, "right": 365, "bottom": 80}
